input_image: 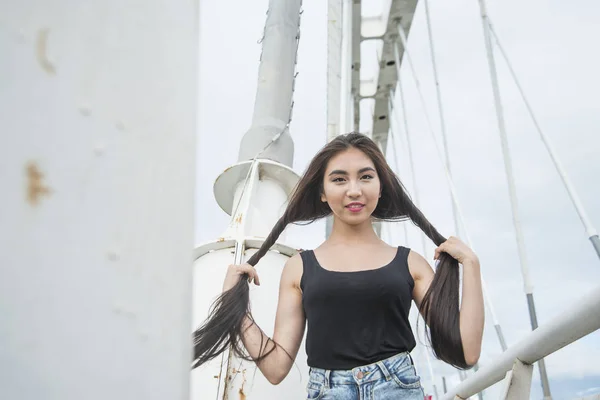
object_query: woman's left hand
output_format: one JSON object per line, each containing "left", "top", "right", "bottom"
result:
{"left": 433, "top": 236, "right": 478, "bottom": 265}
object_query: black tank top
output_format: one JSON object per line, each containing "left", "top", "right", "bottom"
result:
{"left": 300, "top": 246, "right": 416, "bottom": 370}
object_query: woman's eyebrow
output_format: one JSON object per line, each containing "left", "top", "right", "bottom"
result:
{"left": 328, "top": 167, "right": 376, "bottom": 176}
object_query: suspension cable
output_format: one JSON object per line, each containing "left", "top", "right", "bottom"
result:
{"left": 422, "top": 0, "right": 461, "bottom": 234}
{"left": 487, "top": 18, "right": 600, "bottom": 259}
{"left": 394, "top": 23, "right": 508, "bottom": 352}
{"left": 387, "top": 88, "right": 441, "bottom": 399}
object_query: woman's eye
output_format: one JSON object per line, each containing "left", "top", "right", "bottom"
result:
{"left": 331, "top": 175, "right": 373, "bottom": 182}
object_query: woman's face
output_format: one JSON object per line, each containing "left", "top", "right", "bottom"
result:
{"left": 321, "top": 147, "right": 381, "bottom": 226}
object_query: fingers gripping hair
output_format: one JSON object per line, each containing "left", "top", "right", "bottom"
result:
{"left": 192, "top": 213, "right": 291, "bottom": 368}
{"left": 402, "top": 199, "right": 468, "bottom": 369}
{"left": 191, "top": 146, "right": 324, "bottom": 368}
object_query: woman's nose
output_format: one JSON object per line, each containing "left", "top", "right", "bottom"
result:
{"left": 347, "top": 182, "right": 362, "bottom": 197}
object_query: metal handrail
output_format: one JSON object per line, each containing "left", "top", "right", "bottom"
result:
{"left": 443, "top": 285, "right": 600, "bottom": 399}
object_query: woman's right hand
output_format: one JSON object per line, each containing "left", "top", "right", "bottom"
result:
{"left": 222, "top": 263, "right": 261, "bottom": 292}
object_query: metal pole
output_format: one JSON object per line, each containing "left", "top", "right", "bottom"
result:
{"left": 418, "top": 16, "right": 489, "bottom": 396}
{"left": 385, "top": 71, "right": 439, "bottom": 397}
{"left": 410, "top": 310, "right": 440, "bottom": 400}
{"left": 393, "top": 82, "right": 428, "bottom": 259}
{"left": 472, "top": 363, "right": 484, "bottom": 400}
{"left": 326, "top": 0, "right": 344, "bottom": 238}
{"left": 327, "top": 0, "right": 343, "bottom": 143}
{"left": 422, "top": 0, "right": 460, "bottom": 236}
{"left": 350, "top": 0, "right": 361, "bottom": 132}
{"left": 443, "top": 285, "right": 600, "bottom": 400}
{"left": 425, "top": 346, "right": 441, "bottom": 400}
{"left": 487, "top": 20, "right": 600, "bottom": 261}
{"left": 327, "top": 0, "right": 351, "bottom": 238}
{"left": 387, "top": 96, "right": 410, "bottom": 244}
{"left": 340, "top": 0, "right": 354, "bottom": 135}
{"left": 387, "top": 102, "right": 439, "bottom": 398}
{"left": 192, "top": 0, "right": 305, "bottom": 398}
{"left": 475, "top": 1, "right": 552, "bottom": 398}
{"left": 392, "top": 81, "right": 440, "bottom": 400}
{"left": 393, "top": 33, "right": 508, "bottom": 356}
{"left": 0, "top": 1, "right": 198, "bottom": 398}
{"left": 237, "top": 0, "right": 300, "bottom": 167}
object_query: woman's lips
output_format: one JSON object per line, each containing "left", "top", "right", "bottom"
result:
{"left": 346, "top": 203, "right": 365, "bottom": 213}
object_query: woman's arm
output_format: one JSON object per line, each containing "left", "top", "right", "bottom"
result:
{"left": 457, "top": 256, "right": 484, "bottom": 365}
{"left": 224, "top": 253, "right": 305, "bottom": 385}
{"left": 408, "top": 238, "right": 484, "bottom": 366}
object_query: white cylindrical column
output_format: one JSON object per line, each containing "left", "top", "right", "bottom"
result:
{"left": 238, "top": 0, "right": 302, "bottom": 166}
{"left": 339, "top": 0, "right": 354, "bottom": 135}
{"left": 327, "top": 0, "right": 343, "bottom": 142}
{"left": 193, "top": 1, "right": 304, "bottom": 397}
{"left": 0, "top": 1, "right": 198, "bottom": 399}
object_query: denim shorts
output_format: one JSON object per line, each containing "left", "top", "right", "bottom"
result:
{"left": 306, "top": 352, "right": 424, "bottom": 400}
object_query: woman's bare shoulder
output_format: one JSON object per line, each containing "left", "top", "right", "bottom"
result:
{"left": 281, "top": 251, "right": 305, "bottom": 288}
{"left": 407, "top": 249, "right": 434, "bottom": 281}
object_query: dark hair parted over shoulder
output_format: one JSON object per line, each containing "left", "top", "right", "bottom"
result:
{"left": 192, "top": 132, "right": 469, "bottom": 370}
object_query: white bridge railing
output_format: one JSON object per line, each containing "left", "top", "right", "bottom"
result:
{"left": 443, "top": 285, "right": 600, "bottom": 399}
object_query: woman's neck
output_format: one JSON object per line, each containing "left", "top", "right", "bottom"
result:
{"left": 327, "top": 218, "right": 382, "bottom": 246}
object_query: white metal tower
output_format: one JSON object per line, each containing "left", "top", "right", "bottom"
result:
{"left": 190, "top": 0, "right": 307, "bottom": 399}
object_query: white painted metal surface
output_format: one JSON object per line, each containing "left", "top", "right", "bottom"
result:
{"left": 326, "top": 0, "right": 343, "bottom": 237}
{"left": 340, "top": 0, "right": 354, "bottom": 135}
{"left": 361, "top": 0, "right": 418, "bottom": 154}
{"left": 237, "top": 0, "right": 302, "bottom": 166}
{"left": 192, "top": 0, "right": 305, "bottom": 397}
{"left": 214, "top": 159, "right": 299, "bottom": 217}
{"left": 351, "top": 0, "right": 361, "bottom": 132}
{"left": 0, "top": 1, "right": 198, "bottom": 399}
{"left": 328, "top": 0, "right": 343, "bottom": 141}
{"left": 497, "top": 359, "right": 533, "bottom": 400}
{"left": 442, "top": 285, "right": 600, "bottom": 400}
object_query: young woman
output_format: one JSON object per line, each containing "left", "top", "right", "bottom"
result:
{"left": 193, "top": 133, "right": 485, "bottom": 399}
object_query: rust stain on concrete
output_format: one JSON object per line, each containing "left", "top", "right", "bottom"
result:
{"left": 36, "top": 28, "right": 56, "bottom": 75}
{"left": 26, "top": 162, "right": 52, "bottom": 206}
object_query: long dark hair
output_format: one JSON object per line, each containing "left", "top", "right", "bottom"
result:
{"left": 192, "top": 132, "right": 469, "bottom": 370}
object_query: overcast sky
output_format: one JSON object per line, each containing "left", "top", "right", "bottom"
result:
{"left": 197, "top": 0, "right": 600, "bottom": 398}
